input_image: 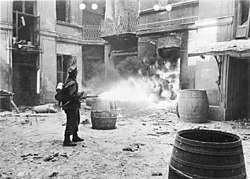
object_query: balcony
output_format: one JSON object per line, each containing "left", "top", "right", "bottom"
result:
{"left": 56, "top": 22, "right": 104, "bottom": 45}
{"left": 82, "top": 24, "right": 104, "bottom": 42}
{"left": 100, "top": 18, "right": 138, "bottom": 37}
{"left": 13, "top": 11, "right": 40, "bottom": 50}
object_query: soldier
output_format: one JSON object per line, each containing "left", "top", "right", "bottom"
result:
{"left": 62, "top": 66, "right": 84, "bottom": 146}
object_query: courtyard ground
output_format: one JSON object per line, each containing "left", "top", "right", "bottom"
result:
{"left": 0, "top": 101, "right": 249, "bottom": 179}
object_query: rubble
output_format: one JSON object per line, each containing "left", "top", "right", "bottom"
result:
{"left": 0, "top": 106, "right": 249, "bottom": 178}
{"left": 152, "top": 171, "right": 163, "bottom": 176}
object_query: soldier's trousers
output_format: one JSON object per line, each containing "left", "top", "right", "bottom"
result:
{"left": 64, "top": 108, "right": 80, "bottom": 136}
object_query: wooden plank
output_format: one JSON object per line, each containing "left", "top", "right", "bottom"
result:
{"left": 10, "top": 99, "right": 20, "bottom": 113}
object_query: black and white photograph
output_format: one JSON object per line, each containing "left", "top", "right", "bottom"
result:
{"left": 0, "top": 0, "right": 250, "bottom": 178}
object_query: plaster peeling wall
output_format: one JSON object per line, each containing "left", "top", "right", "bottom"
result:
{"left": 41, "top": 37, "right": 57, "bottom": 103}
{"left": 0, "top": 32, "right": 11, "bottom": 91}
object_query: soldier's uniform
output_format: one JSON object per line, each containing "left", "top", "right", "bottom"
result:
{"left": 62, "top": 66, "right": 84, "bottom": 146}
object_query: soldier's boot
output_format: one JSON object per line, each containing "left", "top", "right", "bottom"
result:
{"left": 63, "top": 135, "right": 77, "bottom": 146}
{"left": 72, "top": 133, "right": 84, "bottom": 142}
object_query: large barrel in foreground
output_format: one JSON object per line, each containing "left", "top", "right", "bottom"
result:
{"left": 178, "top": 89, "right": 209, "bottom": 123}
{"left": 169, "top": 129, "right": 247, "bottom": 179}
{"left": 91, "top": 98, "right": 117, "bottom": 130}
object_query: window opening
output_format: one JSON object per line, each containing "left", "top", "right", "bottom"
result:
{"left": 25, "top": 1, "right": 34, "bottom": 14}
{"left": 56, "top": 0, "right": 70, "bottom": 22}
{"left": 239, "top": 0, "right": 250, "bottom": 25}
{"left": 13, "top": 0, "right": 35, "bottom": 15}
{"left": 13, "top": 1, "right": 22, "bottom": 12}
{"left": 56, "top": 0, "right": 66, "bottom": 21}
{"left": 236, "top": 0, "right": 250, "bottom": 38}
{"left": 13, "top": 1, "right": 39, "bottom": 46}
{"left": 57, "top": 55, "right": 72, "bottom": 83}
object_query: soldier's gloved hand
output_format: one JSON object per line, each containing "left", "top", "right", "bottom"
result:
{"left": 77, "top": 91, "right": 86, "bottom": 99}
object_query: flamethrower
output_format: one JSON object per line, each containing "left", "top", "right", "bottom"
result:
{"left": 79, "top": 93, "right": 99, "bottom": 100}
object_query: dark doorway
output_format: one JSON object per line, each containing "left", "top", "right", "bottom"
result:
{"left": 229, "top": 58, "right": 250, "bottom": 119}
{"left": 12, "top": 51, "right": 38, "bottom": 106}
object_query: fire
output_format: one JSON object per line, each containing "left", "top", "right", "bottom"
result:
{"left": 98, "top": 77, "right": 154, "bottom": 102}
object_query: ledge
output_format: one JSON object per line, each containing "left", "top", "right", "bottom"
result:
{"left": 188, "top": 39, "right": 250, "bottom": 58}
{"left": 56, "top": 21, "right": 83, "bottom": 29}
{"left": 136, "top": 23, "right": 197, "bottom": 36}
{"left": 57, "top": 36, "right": 104, "bottom": 45}
{"left": 111, "top": 51, "right": 137, "bottom": 57}
{"left": 0, "top": 22, "right": 13, "bottom": 30}
{"left": 195, "top": 16, "right": 233, "bottom": 28}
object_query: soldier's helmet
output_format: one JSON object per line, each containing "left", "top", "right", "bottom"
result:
{"left": 68, "top": 66, "right": 77, "bottom": 75}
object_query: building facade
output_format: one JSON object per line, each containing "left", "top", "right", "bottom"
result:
{"left": 0, "top": 0, "right": 104, "bottom": 107}
{"left": 137, "top": 0, "right": 250, "bottom": 121}
{"left": 100, "top": 0, "right": 138, "bottom": 79}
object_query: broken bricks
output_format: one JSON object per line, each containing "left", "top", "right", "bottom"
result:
{"left": 43, "top": 152, "right": 68, "bottom": 162}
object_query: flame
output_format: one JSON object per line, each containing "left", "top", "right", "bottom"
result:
{"left": 98, "top": 77, "right": 154, "bottom": 102}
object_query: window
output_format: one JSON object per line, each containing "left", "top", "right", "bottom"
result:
{"left": 56, "top": 0, "right": 70, "bottom": 22}
{"left": 13, "top": 0, "right": 35, "bottom": 14}
{"left": 13, "top": 1, "right": 39, "bottom": 45}
{"left": 236, "top": 0, "right": 250, "bottom": 38}
{"left": 57, "top": 55, "right": 72, "bottom": 83}
{"left": 239, "top": 0, "right": 249, "bottom": 25}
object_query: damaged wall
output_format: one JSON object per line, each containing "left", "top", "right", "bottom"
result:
{"left": 38, "top": 0, "right": 84, "bottom": 103}
{"left": 137, "top": 0, "right": 199, "bottom": 89}
{"left": 0, "top": 1, "right": 12, "bottom": 92}
{"left": 102, "top": 0, "right": 138, "bottom": 79}
{"left": 40, "top": 37, "right": 57, "bottom": 104}
{"left": 0, "top": 32, "right": 11, "bottom": 91}
{"left": 38, "top": 0, "right": 57, "bottom": 104}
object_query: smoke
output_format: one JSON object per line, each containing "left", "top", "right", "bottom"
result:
{"left": 82, "top": 52, "right": 180, "bottom": 113}
{"left": 83, "top": 63, "right": 121, "bottom": 95}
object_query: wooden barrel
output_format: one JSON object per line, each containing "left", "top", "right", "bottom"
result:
{"left": 91, "top": 98, "right": 117, "bottom": 130}
{"left": 169, "top": 129, "right": 247, "bottom": 179}
{"left": 178, "top": 89, "right": 209, "bottom": 123}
